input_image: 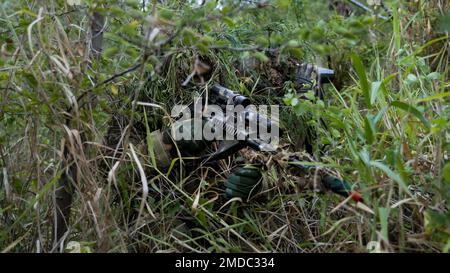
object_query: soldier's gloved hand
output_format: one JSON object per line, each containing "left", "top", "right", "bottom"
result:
{"left": 295, "top": 63, "right": 318, "bottom": 93}
{"left": 148, "top": 118, "right": 211, "bottom": 169}
{"left": 224, "top": 165, "right": 262, "bottom": 201}
{"left": 163, "top": 118, "right": 212, "bottom": 157}
{"left": 295, "top": 63, "right": 334, "bottom": 98}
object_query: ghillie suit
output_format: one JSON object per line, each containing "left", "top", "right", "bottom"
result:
{"left": 232, "top": 51, "right": 334, "bottom": 153}
{"left": 232, "top": 147, "right": 353, "bottom": 203}
{"left": 95, "top": 50, "right": 341, "bottom": 251}
{"left": 329, "top": 0, "right": 353, "bottom": 17}
{"left": 234, "top": 51, "right": 324, "bottom": 97}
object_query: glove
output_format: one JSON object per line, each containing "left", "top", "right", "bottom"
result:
{"left": 295, "top": 63, "right": 318, "bottom": 93}
{"left": 295, "top": 63, "right": 334, "bottom": 99}
{"left": 162, "top": 118, "right": 211, "bottom": 157}
{"left": 148, "top": 118, "right": 211, "bottom": 169}
{"left": 322, "top": 175, "right": 363, "bottom": 202}
{"left": 224, "top": 166, "right": 262, "bottom": 200}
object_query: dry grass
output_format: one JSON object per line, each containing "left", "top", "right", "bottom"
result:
{"left": 0, "top": 0, "right": 448, "bottom": 253}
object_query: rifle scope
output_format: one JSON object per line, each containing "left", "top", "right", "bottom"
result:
{"left": 210, "top": 84, "right": 250, "bottom": 107}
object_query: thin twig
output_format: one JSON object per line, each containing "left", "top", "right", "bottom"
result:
{"left": 75, "top": 62, "right": 142, "bottom": 105}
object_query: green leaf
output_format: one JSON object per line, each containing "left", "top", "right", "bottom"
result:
{"left": 196, "top": 42, "right": 209, "bottom": 55}
{"left": 205, "top": 0, "right": 216, "bottom": 11}
{"left": 220, "top": 5, "right": 232, "bottom": 15}
{"left": 17, "top": 8, "right": 37, "bottom": 17}
{"left": 109, "top": 7, "right": 126, "bottom": 16}
{"left": 305, "top": 90, "right": 315, "bottom": 100}
{"left": 444, "top": 238, "right": 450, "bottom": 253}
{"left": 286, "top": 48, "right": 303, "bottom": 59}
{"left": 293, "top": 102, "right": 309, "bottom": 117}
{"left": 253, "top": 52, "right": 269, "bottom": 63}
{"left": 120, "top": 21, "right": 139, "bottom": 36}
{"left": 283, "top": 93, "right": 293, "bottom": 105}
{"left": 363, "top": 115, "right": 375, "bottom": 145}
{"left": 124, "top": 0, "right": 139, "bottom": 8}
{"left": 125, "top": 47, "right": 139, "bottom": 59}
{"left": 158, "top": 9, "right": 174, "bottom": 20}
{"left": 181, "top": 28, "right": 196, "bottom": 45}
{"left": 443, "top": 163, "right": 450, "bottom": 184}
{"left": 378, "top": 207, "right": 389, "bottom": 242}
{"left": 22, "top": 72, "right": 38, "bottom": 88}
{"left": 426, "top": 72, "right": 441, "bottom": 81}
{"left": 370, "top": 161, "right": 410, "bottom": 194}
{"left": 417, "top": 92, "right": 450, "bottom": 103}
{"left": 390, "top": 101, "right": 431, "bottom": 129}
{"left": 0, "top": 169, "right": 63, "bottom": 240}
{"left": 399, "top": 36, "right": 449, "bottom": 65}
{"left": 370, "top": 81, "right": 382, "bottom": 105}
{"left": 436, "top": 12, "right": 450, "bottom": 33}
{"left": 276, "top": 0, "right": 289, "bottom": 9}
{"left": 424, "top": 210, "right": 450, "bottom": 243}
{"left": 199, "top": 35, "right": 214, "bottom": 45}
{"left": 405, "top": 74, "right": 418, "bottom": 86}
{"left": 128, "top": 9, "right": 145, "bottom": 20}
{"left": 103, "top": 47, "right": 119, "bottom": 59}
{"left": 351, "top": 54, "right": 371, "bottom": 107}
{"left": 290, "top": 97, "right": 299, "bottom": 106}
{"left": 286, "top": 40, "right": 300, "bottom": 48}
{"left": 392, "top": 2, "right": 401, "bottom": 51}
{"left": 222, "top": 16, "right": 235, "bottom": 27}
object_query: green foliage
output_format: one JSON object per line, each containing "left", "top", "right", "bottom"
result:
{"left": 352, "top": 53, "right": 371, "bottom": 108}
{"left": 0, "top": 0, "right": 448, "bottom": 253}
